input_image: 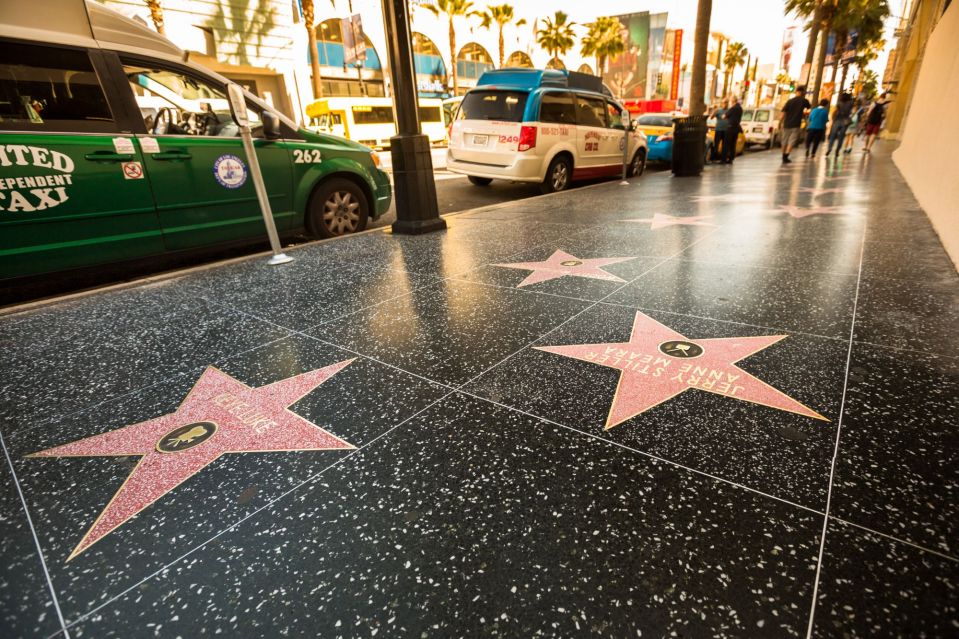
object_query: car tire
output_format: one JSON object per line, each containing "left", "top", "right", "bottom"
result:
{"left": 627, "top": 149, "right": 646, "bottom": 177}
{"left": 540, "top": 155, "right": 571, "bottom": 194}
{"left": 307, "top": 177, "right": 370, "bottom": 239}
{"left": 468, "top": 176, "right": 493, "bottom": 186}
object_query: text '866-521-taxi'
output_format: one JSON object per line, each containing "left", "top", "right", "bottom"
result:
{"left": 446, "top": 69, "right": 648, "bottom": 194}
{"left": 0, "top": 0, "right": 392, "bottom": 291}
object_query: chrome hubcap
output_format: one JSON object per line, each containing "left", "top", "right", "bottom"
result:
{"left": 552, "top": 164, "right": 568, "bottom": 190}
{"left": 322, "top": 191, "right": 360, "bottom": 234}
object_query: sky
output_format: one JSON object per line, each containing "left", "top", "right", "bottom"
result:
{"left": 503, "top": 0, "right": 896, "bottom": 78}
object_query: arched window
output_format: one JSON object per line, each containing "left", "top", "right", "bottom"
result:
{"left": 456, "top": 42, "right": 494, "bottom": 80}
{"left": 411, "top": 32, "right": 448, "bottom": 96}
{"left": 546, "top": 57, "right": 566, "bottom": 71}
{"left": 314, "top": 19, "right": 382, "bottom": 71}
{"left": 577, "top": 63, "right": 595, "bottom": 75}
{"left": 505, "top": 51, "right": 533, "bottom": 68}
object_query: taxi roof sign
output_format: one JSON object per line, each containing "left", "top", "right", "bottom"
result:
{"left": 475, "top": 68, "right": 613, "bottom": 98}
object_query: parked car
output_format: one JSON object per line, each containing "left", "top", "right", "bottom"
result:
{"left": 446, "top": 69, "right": 648, "bottom": 193}
{"left": 0, "top": 0, "right": 392, "bottom": 286}
{"left": 740, "top": 106, "right": 781, "bottom": 148}
{"left": 634, "top": 113, "right": 729, "bottom": 164}
{"left": 706, "top": 117, "right": 747, "bottom": 157}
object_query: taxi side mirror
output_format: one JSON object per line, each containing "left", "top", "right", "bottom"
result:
{"left": 262, "top": 111, "right": 282, "bottom": 140}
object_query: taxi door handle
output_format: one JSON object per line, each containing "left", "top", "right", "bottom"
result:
{"left": 84, "top": 152, "right": 134, "bottom": 163}
{"left": 152, "top": 151, "right": 192, "bottom": 161}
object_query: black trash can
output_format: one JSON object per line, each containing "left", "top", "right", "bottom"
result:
{"left": 671, "top": 115, "right": 707, "bottom": 177}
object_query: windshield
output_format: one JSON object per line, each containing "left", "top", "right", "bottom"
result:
{"left": 741, "top": 110, "right": 754, "bottom": 122}
{"left": 637, "top": 115, "right": 673, "bottom": 127}
{"left": 457, "top": 91, "right": 528, "bottom": 122}
{"left": 755, "top": 110, "right": 771, "bottom": 122}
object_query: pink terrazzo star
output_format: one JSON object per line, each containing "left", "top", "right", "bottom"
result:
{"left": 623, "top": 213, "right": 717, "bottom": 229}
{"left": 493, "top": 249, "right": 636, "bottom": 287}
{"left": 536, "top": 311, "right": 828, "bottom": 430}
{"left": 28, "top": 362, "right": 355, "bottom": 560}
{"left": 776, "top": 205, "right": 846, "bottom": 218}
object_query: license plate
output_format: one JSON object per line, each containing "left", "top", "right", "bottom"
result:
{"left": 752, "top": 127, "right": 763, "bottom": 133}
{"left": 471, "top": 134, "right": 489, "bottom": 145}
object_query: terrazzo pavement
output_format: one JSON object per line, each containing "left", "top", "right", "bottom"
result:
{"left": 1, "top": 144, "right": 956, "bottom": 638}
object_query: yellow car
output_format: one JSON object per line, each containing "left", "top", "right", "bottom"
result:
{"left": 706, "top": 118, "right": 746, "bottom": 158}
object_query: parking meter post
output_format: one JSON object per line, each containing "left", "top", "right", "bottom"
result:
{"left": 620, "top": 110, "right": 630, "bottom": 185}
{"left": 381, "top": 0, "right": 446, "bottom": 235}
{"left": 227, "top": 83, "right": 292, "bottom": 265}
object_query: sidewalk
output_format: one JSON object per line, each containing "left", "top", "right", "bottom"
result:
{"left": 1, "top": 145, "right": 956, "bottom": 638}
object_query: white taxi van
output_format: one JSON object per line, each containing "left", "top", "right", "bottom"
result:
{"left": 446, "top": 69, "right": 647, "bottom": 193}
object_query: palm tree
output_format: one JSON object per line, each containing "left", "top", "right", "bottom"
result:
{"left": 536, "top": 11, "right": 576, "bottom": 68}
{"left": 580, "top": 16, "right": 626, "bottom": 76}
{"left": 424, "top": 0, "right": 481, "bottom": 95}
{"left": 145, "top": 0, "right": 165, "bottom": 35}
{"left": 301, "top": 1, "right": 337, "bottom": 100}
{"left": 689, "top": 0, "right": 712, "bottom": 117}
{"left": 722, "top": 42, "right": 748, "bottom": 97}
{"left": 785, "top": 0, "right": 824, "bottom": 89}
{"left": 479, "top": 4, "right": 526, "bottom": 67}
{"left": 858, "top": 68, "right": 879, "bottom": 97}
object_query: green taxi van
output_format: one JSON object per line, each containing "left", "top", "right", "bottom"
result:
{"left": 0, "top": 1, "right": 392, "bottom": 286}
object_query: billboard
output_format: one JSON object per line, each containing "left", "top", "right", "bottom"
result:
{"left": 604, "top": 12, "right": 650, "bottom": 99}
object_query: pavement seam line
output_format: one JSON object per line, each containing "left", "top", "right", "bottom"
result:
{"left": 455, "top": 389, "right": 826, "bottom": 517}
{"left": 828, "top": 517, "right": 959, "bottom": 563}
{"left": 0, "top": 430, "right": 71, "bottom": 639}
{"left": 804, "top": 214, "right": 868, "bottom": 639}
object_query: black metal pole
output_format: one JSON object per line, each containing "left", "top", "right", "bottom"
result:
{"left": 380, "top": 0, "right": 445, "bottom": 234}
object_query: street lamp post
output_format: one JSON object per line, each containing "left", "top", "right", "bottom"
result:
{"left": 380, "top": 0, "right": 446, "bottom": 235}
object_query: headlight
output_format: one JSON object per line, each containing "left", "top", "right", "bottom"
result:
{"left": 371, "top": 152, "right": 381, "bottom": 168}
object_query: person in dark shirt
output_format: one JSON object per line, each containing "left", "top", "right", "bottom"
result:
{"left": 780, "top": 86, "right": 811, "bottom": 163}
{"left": 723, "top": 95, "right": 743, "bottom": 164}
{"left": 864, "top": 92, "right": 889, "bottom": 153}
{"left": 826, "top": 92, "right": 854, "bottom": 157}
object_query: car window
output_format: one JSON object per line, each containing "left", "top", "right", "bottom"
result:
{"left": 122, "top": 62, "right": 261, "bottom": 137}
{"left": 606, "top": 102, "right": 625, "bottom": 129}
{"left": 741, "top": 110, "right": 754, "bottom": 122}
{"left": 575, "top": 95, "right": 607, "bottom": 128}
{"left": 538, "top": 91, "right": 575, "bottom": 124}
{"left": 457, "top": 91, "right": 528, "bottom": 122}
{"left": 754, "top": 110, "right": 770, "bottom": 122}
{"left": 0, "top": 41, "right": 114, "bottom": 132}
{"left": 636, "top": 115, "right": 673, "bottom": 127}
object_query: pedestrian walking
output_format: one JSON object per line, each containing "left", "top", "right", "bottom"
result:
{"left": 843, "top": 105, "right": 860, "bottom": 154}
{"left": 723, "top": 95, "right": 743, "bottom": 164}
{"left": 805, "top": 99, "right": 829, "bottom": 157}
{"left": 826, "top": 92, "right": 854, "bottom": 157}
{"left": 863, "top": 93, "right": 889, "bottom": 153}
{"left": 711, "top": 99, "right": 728, "bottom": 162}
{"left": 780, "top": 86, "right": 811, "bottom": 164}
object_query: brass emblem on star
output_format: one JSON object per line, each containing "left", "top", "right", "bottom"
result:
{"left": 560, "top": 260, "right": 584, "bottom": 266}
{"left": 156, "top": 422, "right": 217, "bottom": 453}
{"left": 659, "top": 340, "right": 704, "bottom": 358}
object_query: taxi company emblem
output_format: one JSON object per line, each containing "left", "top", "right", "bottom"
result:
{"left": 213, "top": 154, "right": 247, "bottom": 189}
{"left": 156, "top": 421, "right": 217, "bottom": 453}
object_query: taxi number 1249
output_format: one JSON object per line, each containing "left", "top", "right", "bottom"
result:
{"left": 498, "top": 134, "right": 519, "bottom": 144}
{"left": 293, "top": 149, "right": 322, "bottom": 164}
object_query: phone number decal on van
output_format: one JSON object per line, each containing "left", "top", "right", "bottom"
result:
{"left": 213, "top": 155, "right": 248, "bottom": 189}
{"left": 0, "top": 144, "right": 74, "bottom": 213}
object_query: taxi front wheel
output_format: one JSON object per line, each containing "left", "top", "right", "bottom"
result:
{"left": 308, "top": 178, "right": 370, "bottom": 239}
{"left": 540, "top": 156, "right": 571, "bottom": 194}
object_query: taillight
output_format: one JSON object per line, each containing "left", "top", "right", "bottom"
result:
{"left": 518, "top": 125, "right": 537, "bottom": 152}
{"left": 769, "top": 126, "right": 774, "bottom": 133}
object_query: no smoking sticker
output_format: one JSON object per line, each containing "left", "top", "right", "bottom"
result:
{"left": 122, "top": 161, "right": 144, "bottom": 180}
